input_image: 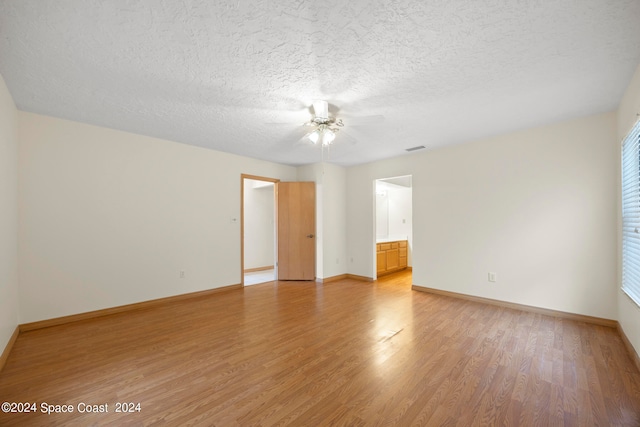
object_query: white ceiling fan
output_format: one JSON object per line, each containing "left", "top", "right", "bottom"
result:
{"left": 299, "top": 99, "right": 385, "bottom": 147}
{"left": 303, "top": 100, "right": 344, "bottom": 146}
{"left": 265, "top": 98, "right": 386, "bottom": 163}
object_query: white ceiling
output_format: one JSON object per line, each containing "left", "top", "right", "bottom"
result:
{"left": 1, "top": 1, "right": 639, "bottom": 166}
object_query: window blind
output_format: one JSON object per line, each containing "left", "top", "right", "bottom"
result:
{"left": 622, "top": 118, "right": 640, "bottom": 306}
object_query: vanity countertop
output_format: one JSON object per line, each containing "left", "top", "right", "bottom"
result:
{"left": 376, "top": 237, "right": 408, "bottom": 243}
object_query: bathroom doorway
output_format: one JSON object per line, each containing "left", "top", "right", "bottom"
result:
{"left": 375, "top": 175, "right": 413, "bottom": 281}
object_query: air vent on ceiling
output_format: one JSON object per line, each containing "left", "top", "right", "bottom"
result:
{"left": 405, "top": 145, "right": 426, "bottom": 152}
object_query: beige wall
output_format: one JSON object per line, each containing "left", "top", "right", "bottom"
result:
{"left": 297, "top": 162, "right": 348, "bottom": 279}
{"left": 18, "top": 112, "right": 297, "bottom": 323}
{"left": 0, "top": 75, "right": 19, "bottom": 350}
{"left": 321, "top": 163, "right": 348, "bottom": 279}
{"left": 617, "top": 64, "right": 640, "bottom": 355}
{"left": 348, "top": 162, "right": 410, "bottom": 277}
{"left": 348, "top": 112, "right": 618, "bottom": 319}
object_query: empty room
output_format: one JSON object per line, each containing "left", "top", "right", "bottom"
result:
{"left": 1, "top": 1, "right": 640, "bottom": 425}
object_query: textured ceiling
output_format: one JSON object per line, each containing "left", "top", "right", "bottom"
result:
{"left": 1, "top": 1, "right": 639, "bottom": 166}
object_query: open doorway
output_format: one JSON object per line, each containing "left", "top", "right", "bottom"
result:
{"left": 375, "top": 175, "right": 413, "bottom": 281}
{"left": 242, "top": 175, "right": 278, "bottom": 286}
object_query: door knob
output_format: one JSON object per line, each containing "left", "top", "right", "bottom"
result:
{"left": 307, "top": 234, "right": 314, "bottom": 238}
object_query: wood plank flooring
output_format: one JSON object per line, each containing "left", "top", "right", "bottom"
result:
{"left": 0, "top": 271, "right": 639, "bottom": 426}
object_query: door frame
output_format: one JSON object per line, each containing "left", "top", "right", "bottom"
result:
{"left": 241, "top": 174, "right": 280, "bottom": 286}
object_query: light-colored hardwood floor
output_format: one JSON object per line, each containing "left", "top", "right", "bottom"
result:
{"left": 1, "top": 271, "right": 639, "bottom": 426}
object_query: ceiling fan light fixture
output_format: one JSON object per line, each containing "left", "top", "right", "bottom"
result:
{"left": 303, "top": 101, "right": 345, "bottom": 158}
{"left": 322, "top": 129, "right": 335, "bottom": 146}
{"left": 308, "top": 130, "right": 320, "bottom": 144}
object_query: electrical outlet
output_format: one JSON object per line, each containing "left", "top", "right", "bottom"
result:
{"left": 488, "top": 272, "right": 496, "bottom": 282}
{"left": 180, "top": 270, "right": 185, "bottom": 279}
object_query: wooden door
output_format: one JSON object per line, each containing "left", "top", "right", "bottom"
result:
{"left": 276, "top": 182, "right": 316, "bottom": 280}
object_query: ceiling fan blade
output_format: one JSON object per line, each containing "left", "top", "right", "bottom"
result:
{"left": 337, "top": 130, "right": 358, "bottom": 145}
{"left": 294, "top": 132, "right": 314, "bottom": 146}
{"left": 265, "top": 122, "right": 304, "bottom": 126}
{"left": 266, "top": 120, "right": 316, "bottom": 127}
{"left": 342, "top": 115, "right": 385, "bottom": 126}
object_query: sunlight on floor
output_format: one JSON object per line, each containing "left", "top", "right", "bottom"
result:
{"left": 244, "top": 269, "right": 275, "bottom": 286}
